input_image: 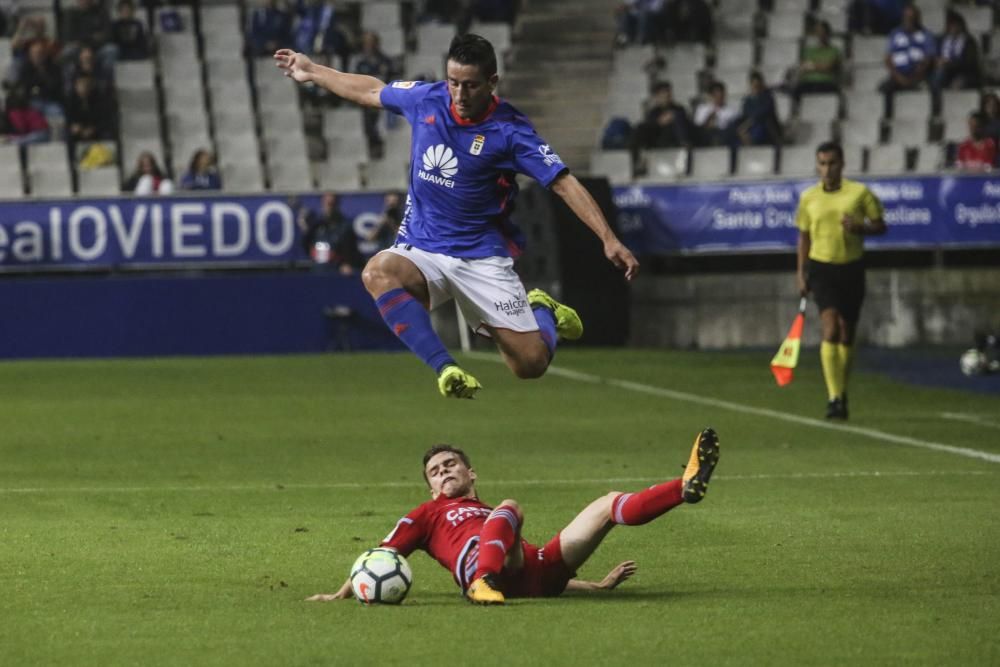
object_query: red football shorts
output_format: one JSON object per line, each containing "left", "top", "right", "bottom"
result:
{"left": 501, "top": 534, "right": 577, "bottom": 598}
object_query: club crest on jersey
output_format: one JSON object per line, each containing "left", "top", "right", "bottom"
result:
{"left": 418, "top": 144, "right": 458, "bottom": 188}
{"left": 538, "top": 144, "right": 563, "bottom": 167}
{"left": 470, "top": 134, "right": 485, "bottom": 155}
{"left": 391, "top": 80, "right": 417, "bottom": 89}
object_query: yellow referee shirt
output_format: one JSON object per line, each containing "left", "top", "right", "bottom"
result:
{"left": 795, "top": 178, "right": 884, "bottom": 264}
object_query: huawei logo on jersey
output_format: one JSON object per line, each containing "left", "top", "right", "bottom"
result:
{"left": 418, "top": 144, "right": 459, "bottom": 188}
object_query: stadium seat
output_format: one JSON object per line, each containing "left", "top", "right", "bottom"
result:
{"left": 844, "top": 91, "right": 883, "bottom": 122}
{"left": 842, "top": 144, "right": 865, "bottom": 175}
{"left": 361, "top": 1, "right": 401, "bottom": 31}
{"left": 612, "top": 45, "right": 656, "bottom": 78}
{"left": 716, "top": 0, "right": 755, "bottom": 39}
{"left": 213, "top": 108, "right": 256, "bottom": 136}
{"left": 954, "top": 5, "right": 994, "bottom": 37}
{"left": 120, "top": 111, "right": 161, "bottom": 139}
{"left": 766, "top": 12, "right": 805, "bottom": 40}
{"left": 326, "top": 133, "right": 369, "bottom": 161}
{"left": 115, "top": 61, "right": 155, "bottom": 90}
{"left": 365, "top": 158, "right": 409, "bottom": 190}
{"left": 382, "top": 125, "right": 413, "bottom": 161}
{"left": 866, "top": 143, "right": 907, "bottom": 174}
{"left": 471, "top": 22, "right": 512, "bottom": 54}
{"left": 790, "top": 120, "right": 831, "bottom": 146}
{"left": 268, "top": 155, "right": 313, "bottom": 192}
{"left": 416, "top": 23, "right": 457, "bottom": 56}
{"left": 714, "top": 69, "right": 750, "bottom": 97}
{"left": 603, "top": 94, "right": 643, "bottom": 125}
{"left": 641, "top": 148, "right": 689, "bottom": 182}
{"left": 941, "top": 117, "right": 968, "bottom": 142}
{"left": 778, "top": 145, "right": 819, "bottom": 177}
{"left": 206, "top": 59, "right": 248, "bottom": 84}
{"left": 319, "top": 157, "right": 363, "bottom": 191}
{"left": 216, "top": 131, "right": 260, "bottom": 163}
{"left": 403, "top": 53, "right": 445, "bottom": 81}
{"left": 851, "top": 35, "right": 886, "bottom": 65}
{"left": 849, "top": 63, "right": 886, "bottom": 91}
{"left": 715, "top": 40, "right": 756, "bottom": 70}
{"left": 940, "top": 90, "right": 980, "bottom": 123}
{"left": 589, "top": 150, "right": 633, "bottom": 185}
{"left": 664, "top": 43, "right": 707, "bottom": 75}
{"left": 0, "top": 145, "right": 25, "bottom": 198}
{"left": 760, "top": 40, "right": 801, "bottom": 70}
{"left": 690, "top": 147, "right": 732, "bottom": 179}
{"left": 798, "top": 93, "right": 841, "bottom": 123}
{"left": 735, "top": 146, "right": 776, "bottom": 178}
{"left": 324, "top": 108, "right": 365, "bottom": 137}
{"left": 914, "top": 144, "right": 944, "bottom": 173}
{"left": 891, "top": 90, "right": 932, "bottom": 121}
{"left": 377, "top": 26, "right": 406, "bottom": 58}
{"left": 153, "top": 4, "right": 194, "bottom": 33}
{"left": 27, "top": 143, "right": 72, "bottom": 197}
{"left": 886, "top": 118, "right": 929, "bottom": 144}
{"left": 921, "top": 7, "right": 946, "bottom": 35}
{"left": 837, "top": 118, "right": 881, "bottom": 146}
{"left": 774, "top": 91, "right": 794, "bottom": 125}
{"left": 77, "top": 167, "right": 122, "bottom": 196}
{"left": 121, "top": 139, "right": 166, "bottom": 175}
{"left": 220, "top": 163, "right": 265, "bottom": 193}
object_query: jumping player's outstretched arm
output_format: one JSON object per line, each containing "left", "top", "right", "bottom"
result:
{"left": 549, "top": 172, "right": 640, "bottom": 281}
{"left": 274, "top": 49, "right": 385, "bottom": 109}
{"left": 305, "top": 576, "right": 353, "bottom": 602}
{"left": 564, "top": 560, "right": 638, "bottom": 592}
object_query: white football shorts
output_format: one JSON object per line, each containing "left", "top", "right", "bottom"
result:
{"left": 380, "top": 245, "right": 539, "bottom": 336}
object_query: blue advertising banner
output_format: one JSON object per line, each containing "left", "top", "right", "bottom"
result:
{"left": 613, "top": 175, "right": 1000, "bottom": 255}
{"left": 0, "top": 193, "right": 388, "bottom": 271}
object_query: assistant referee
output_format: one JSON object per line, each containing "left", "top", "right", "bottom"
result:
{"left": 795, "top": 141, "right": 887, "bottom": 420}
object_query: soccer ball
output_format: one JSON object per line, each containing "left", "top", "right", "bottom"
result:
{"left": 960, "top": 348, "right": 987, "bottom": 376}
{"left": 350, "top": 548, "right": 412, "bottom": 605}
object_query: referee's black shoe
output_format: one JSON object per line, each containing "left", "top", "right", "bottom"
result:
{"left": 826, "top": 397, "right": 847, "bottom": 420}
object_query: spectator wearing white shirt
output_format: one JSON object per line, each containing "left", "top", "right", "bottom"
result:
{"left": 694, "top": 81, "right": 739, "bottom": 146}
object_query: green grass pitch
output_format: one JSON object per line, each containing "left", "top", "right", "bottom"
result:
{"left": 2, "top": 349, "right": 998, "bottom": 665}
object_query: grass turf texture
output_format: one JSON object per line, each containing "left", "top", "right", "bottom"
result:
{"left": 2, "top": 349, "right": 998, "bottom": 666}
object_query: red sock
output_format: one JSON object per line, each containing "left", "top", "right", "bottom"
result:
{"left": 610, "top": 479, "right": 684, "bottom": 526}
{"left": 475, "top": 505, "right": 520, "bottom": 577}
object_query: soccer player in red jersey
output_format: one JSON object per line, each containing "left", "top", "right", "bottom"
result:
{"left": 307, "top": 428, "right": 720, "bottom": 605}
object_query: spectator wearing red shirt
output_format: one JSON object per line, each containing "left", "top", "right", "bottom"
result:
{"left": 956, "top": 112, "right": 997, "bottom": 172}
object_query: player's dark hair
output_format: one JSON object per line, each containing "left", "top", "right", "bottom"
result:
{"left": 816, "top": 141, "right": 844, "bottom": 161}
{"left": 447, "top": 33, "right": 497, "bottom": 79}
{"left": 422, "top": 444, "right": 472, "bottom": 485}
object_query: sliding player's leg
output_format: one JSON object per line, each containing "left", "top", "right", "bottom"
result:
{"left": 559, "top": 428, "right": 721, "bottom": 572}
{"left": 467, "top": 500, "right": 523, "bottom": 605}
{"left": 362, "top": 249, "right": 481, "bottom": 398}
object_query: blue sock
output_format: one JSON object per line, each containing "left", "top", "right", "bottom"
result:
{"left": 533, "top": 306, "right": 557, "bottom": 359}
{"left": 376, "top": 288, "right": 455, "bottom": 374}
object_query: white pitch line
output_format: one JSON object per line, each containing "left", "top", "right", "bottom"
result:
{"left": 940, "top": 412, "right": 1000, "bottom": 430}
{"left": 468, "top": 352, "right": 1000, "bottom": 465}
{"left": 0, "top": 470, "right": 993, "bottom": 495}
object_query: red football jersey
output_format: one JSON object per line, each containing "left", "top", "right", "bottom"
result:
{"left": 957, "top": 138, "right": 997, "bottom": 171}
{"left": 381, "top": 494, "right": 493, "bottom": 591}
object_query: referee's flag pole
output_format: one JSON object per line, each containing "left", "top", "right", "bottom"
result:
{"left": 771, "top": 296, "right": 807, "bottom": 386}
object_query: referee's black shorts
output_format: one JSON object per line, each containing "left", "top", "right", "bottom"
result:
{"left": 806, "top": 258, "right": 866, "bottom": 322}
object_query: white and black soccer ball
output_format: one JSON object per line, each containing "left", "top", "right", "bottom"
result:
{"left": 350, "top": 548, "right": 412, "bottom": 605}
{"left": 960, "top": 348, "right": 987, "bottom": 376}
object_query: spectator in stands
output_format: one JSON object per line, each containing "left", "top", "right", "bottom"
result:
{"left": 9, "top": 14, "right": 50, "bottom": 61}
{"left": 632, "top": 81, "right": 693, "bottom": 150}
{"left": 64, "top": 46, "right": 113, "bottom": 97}
{"left": 65, "top": 75, "right": 115, "bottom": 143}
{"left": 61, "top": 0, "right": 117, "bottom": 73}
{"left": 693, "top": 81, "right": 739, "bottom": 146}
{"left": 180, "top": 149, "right": 222, "bottom": 190}
{"left": 246, "top": 0, "right": 293, "bottom": 57}
{"left": 353, "top": 193, "right": 401, "bottom": 263}
{"left": 615, "top": 0, "right": 667, "bottom": 47}
{"left": 736, "top": 71, "right": 782, "bottom": 146}
{"left": 980, "top": 92, "right": 1000, "bottom": 143}
{"left": 111, "top": 0, "right": 150, "bottom": 61}
{"left": 379, "top": 191, "right": 403, "bottom": 237}
{"left": 956, "top": 111, "right": 997, "bottom": 172}
{"left": 297, "top": 192, "right": 362, "bottom": 272}
{"left": 17, "top": 39, "right": 65, "bottom": 127}
{"left": 794, "top": 20, "right": 842, "bottom": 99}
{"left": 291, "top": 0, "right": 334, "bottom": 56}
{"left": 123, "top": 151, "right": 175, "bottom": 195}
{"left": 880, "top": 4, "right": 936, "bottom": 93}
{"left": 849, "top": 0, "right": 906, "bottom": 35}
{"left": 932, "top": 10, "right": 981, "bottom": 92}
{"left": 663, "top": 0, "right": 713, "bottom": 46}
{"left": 354, "top": 31, "right": 395, "bottom": 158}
{"left": 0, "top": 84, "right": 50, "bottom": 145}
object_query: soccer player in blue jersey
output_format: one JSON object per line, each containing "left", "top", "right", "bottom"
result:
{"left": 275, "top": 35, "right": 639, "bottom": 399}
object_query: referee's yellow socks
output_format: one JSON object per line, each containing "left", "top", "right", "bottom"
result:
{"left": 837, "top": 343, "right": 855, "bottom": 388}
{"left": 820, "top": 341, "right": 844, "bottom": 400}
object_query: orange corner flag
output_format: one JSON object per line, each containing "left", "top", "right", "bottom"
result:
{"left": 771, "top": 297, "right": 807, "bottom": 386}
